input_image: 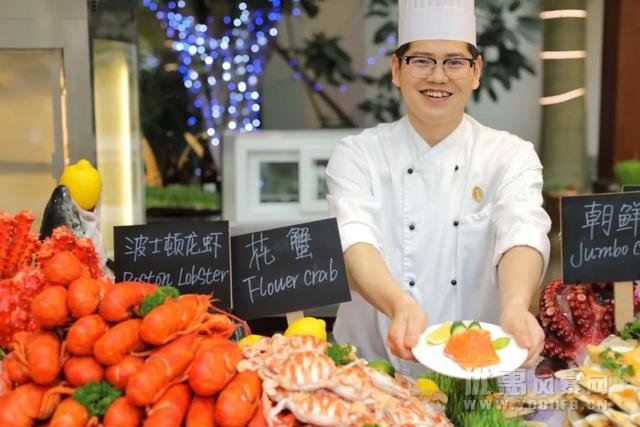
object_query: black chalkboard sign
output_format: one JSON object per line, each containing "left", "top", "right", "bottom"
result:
{"left": 623, "top": 185, "right": 640, "bottom": 192}
{"left": 114, "top": 221, "right": 231, "bottom": 309}
{"left": 561, "top": 193, "right": 640, "bottom": 283}
{"left": 231, "top": 218, "right": 350, "bottom": 319}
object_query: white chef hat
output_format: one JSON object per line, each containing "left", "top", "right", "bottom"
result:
{"left": 398, "top": 0, "right": 477, "bottom": 47}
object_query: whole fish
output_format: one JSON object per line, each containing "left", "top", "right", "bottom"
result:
{"left": 39, "top": 185, "right": 87, "bottom": 240}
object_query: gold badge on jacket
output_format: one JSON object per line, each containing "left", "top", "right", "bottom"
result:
{"left": 472, "top": 186, "right": 484, "bottom": 203}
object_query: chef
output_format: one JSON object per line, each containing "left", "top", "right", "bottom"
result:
{"left": 326, "top": 0, "right": 551, "bottom": 375}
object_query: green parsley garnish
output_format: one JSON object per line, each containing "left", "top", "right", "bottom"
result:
{"left": 599, "top": 347, "right": 635, "bottom": 378}
{"left": 325, "top": 343, "right": 354, "bottom": 366}
{"left": 72, "top": 381, "right": 122, "bottom": 417}
{"left": 620, "top": 319, "right": 640, "bottom": 340}
{"left": 140, "top": 286, "right": 180, "bottom": 316}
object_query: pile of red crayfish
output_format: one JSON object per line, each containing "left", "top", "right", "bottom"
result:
{"left": 0, "top": 245, "right": 266, "bottom": 426}
{"left": 0, "top": 211, "right": 104, "bottom": 348}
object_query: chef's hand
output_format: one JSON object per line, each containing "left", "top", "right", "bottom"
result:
{"left": 500, "top": 303, "right": 545, "bottom": 368}
{"left": 387, "top": 298, "right": 427, "bottom": 360}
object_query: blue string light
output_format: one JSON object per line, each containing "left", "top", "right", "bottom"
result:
{"left": 144, "top": 0, "right": 397, "bottom": 133}
{"left": 360, "top": 21, "right": 398, "bottom": 81}
{"left": 143, "top": 0, "right": 284, "bottom": 146}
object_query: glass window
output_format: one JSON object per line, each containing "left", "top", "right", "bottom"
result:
{"left": 93, "top": 39, "right": 144, "bottom": 254}
{"left": 259, "top": 161, "right": 299, "bottom": 203}
{"left": 314, "top": 159, "right": 328, "bottom": 200}
{"left": 0, "top": 49, "right": 63, "bottom": 228}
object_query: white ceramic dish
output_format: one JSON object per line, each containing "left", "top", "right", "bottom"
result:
{"left": 412, "top": 321, "right": 528, "bottom": 379}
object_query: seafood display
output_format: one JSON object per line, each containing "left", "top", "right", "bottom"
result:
{"left": 538, "top": 279, "right": 615, "bottom": 369}
{"left": 481, "top": 328, "right": 640, "bottom": 426}
{"left": 2, "top": 207, "right": 630, "bottom": 427}
{"left": 239, "top": 334, "right": 452, "bottom": 426}
{"left": 553, "top": 332, "right": 640, "bottom": 426}
{"left": 0, "top": 281, "right": 452, "bottom": 426}
{"left": 0, "top": 210, "right": 105, "bottom": 348}
{"left": 0, "top": 274, "right": 253, "bottom": 425}
{"left": 39, "top": 183, "right": 112, "bottom": 277}
{"left": 4, "top": 157, "right": 640, "bottom": 426}
{"left": 0, "top": 208, "right": 456, "bottom": 426}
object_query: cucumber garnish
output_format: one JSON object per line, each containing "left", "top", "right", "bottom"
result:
{"left": 450, "top": 320, "right": 467, "bottom": 335}
{"left": 467, "top": 321, "right": 482, "bottom": 330}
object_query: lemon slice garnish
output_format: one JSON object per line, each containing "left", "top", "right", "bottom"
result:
{"left": 426, "top": 321, "right": 452, "bottom": 345}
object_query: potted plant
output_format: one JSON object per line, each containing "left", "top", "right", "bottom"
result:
{"left": 615, "top": 159, "right": 640, "bottom": 187}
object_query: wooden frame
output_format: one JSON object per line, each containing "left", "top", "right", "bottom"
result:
{"left": 598, "top": 0, "right": 620, "bottom": 180}
{"left": 598, "top": 0, "right": 640, "bottom": 181}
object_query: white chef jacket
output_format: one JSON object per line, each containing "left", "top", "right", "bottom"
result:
{"left": 326, "top": 114, "right": 551, "bottom": 376}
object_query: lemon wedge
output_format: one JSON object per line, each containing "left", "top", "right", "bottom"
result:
{"left": 237, "top": 334, "right": 264, "bottom": 349}
{"left": 414, "top": 378, "right": 440, "bottom": 397}
{"left": 426, "top": 321, "right": 452, "bottom": 345}
{"left": 492, "top": 336, "right": 511, "bottom": 350}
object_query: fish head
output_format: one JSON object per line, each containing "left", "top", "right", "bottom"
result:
{"left": 39, "top": 185, "right": 86, "bottom": 239}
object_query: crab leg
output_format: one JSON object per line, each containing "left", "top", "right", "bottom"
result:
{"left": 0, "top": 212, "right": 13, "bottom": 277}
{"left": 3, "top": 211, "right": 35, "bottom": 277}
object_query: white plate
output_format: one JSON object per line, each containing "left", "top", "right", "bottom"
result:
{"left": 412, "top": 321, "right": 528, "bottom": 379}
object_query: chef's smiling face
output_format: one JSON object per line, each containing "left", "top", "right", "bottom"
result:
{"left": 391, "top": 39, "right": 482, "bottom": 131}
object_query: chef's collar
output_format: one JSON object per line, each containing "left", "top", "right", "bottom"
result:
{"left": 405, "top": 115, "right": 468, "bottom": 161}
{"left": 406, "top": 117, "right": 432, "bottom": 158}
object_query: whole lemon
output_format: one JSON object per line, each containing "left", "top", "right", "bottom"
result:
{"left": 237, "top": 334, "right": 264, "bottom": 349}
{"left": 59, "top": 159, "right": 103, "bottom": 210}
{"left": 284, "top": 317, "right": 327, "bottom": 340}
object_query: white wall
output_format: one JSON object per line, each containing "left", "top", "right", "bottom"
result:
{"left": 262, "top": 0, "right": 367, "bottom": 129}
{"left": 465, "top": 39, "right": 543, "bottom": 149}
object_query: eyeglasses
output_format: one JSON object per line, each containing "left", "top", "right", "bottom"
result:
{"left": 400, "top": 55, "right": 476, "bottom": 80}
